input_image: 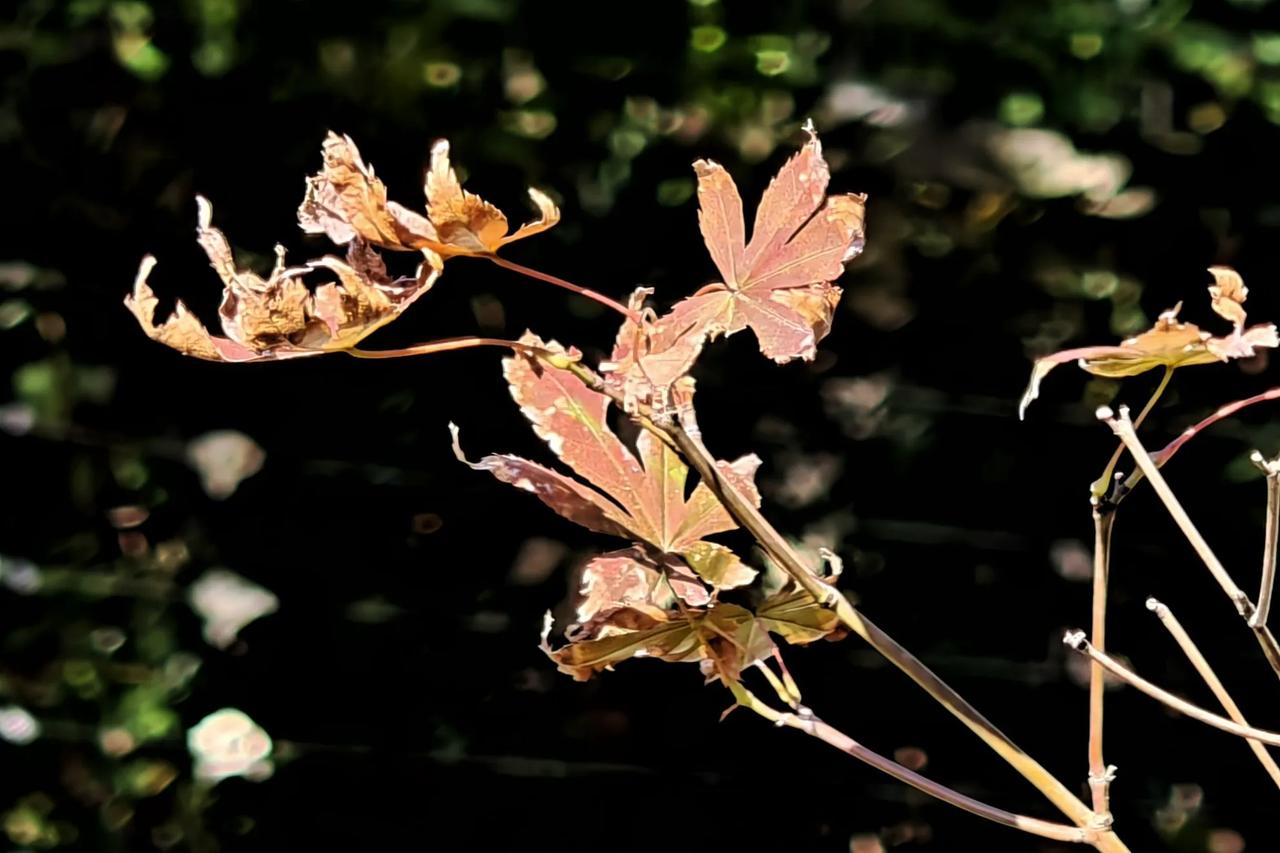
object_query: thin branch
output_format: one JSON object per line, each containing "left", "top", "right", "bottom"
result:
{"left": 1097, "top": 405, "right": 1280, "bottom": 677}
{"left": 660, "top": 418, "right": 1123, "bottom": 845}
{"left": 1087, "top": 505, "right": 1116, "bottom": 824}
{"left": 483, "top": 254, "right": 640, "bottom": 321}
{"left": 536, "top": 354, "right": 1127, "bottom": 850}
{"left": 1092, "top": 365, "right": 1172, "bottom": 499}
{"left": 1251, "top": 451, "right": 1280, "bottom": 629}
{"left": 1064, "top": 631, "right": 1280, "bottom": 747}
{"left": 725, "top": 681, "right": 1095, "bottom": 845}
{"left": 1146, "top": 598, "right": 1280, "bottom": 790}
{"left": 1113, "top": 386, "right": 1280, "bottom": 506}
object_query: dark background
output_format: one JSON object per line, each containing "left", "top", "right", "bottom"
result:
{"left": 5, "top": 0, "right": 1280, "bottom": 850}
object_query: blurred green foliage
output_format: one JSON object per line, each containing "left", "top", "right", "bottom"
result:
{"left": 6, "top": 0, "right": 1280, "bottom": 850}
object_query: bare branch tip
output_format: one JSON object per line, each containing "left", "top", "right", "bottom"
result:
{"left": 1063, "top": 629, "right": 1088, "bottom": 650}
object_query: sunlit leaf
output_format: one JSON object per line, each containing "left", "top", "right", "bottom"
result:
{"left": 127, "top": 197, "right": 441, "bottom": 361}
{"left": 660, "top": 121, "right": 867, "bottom": 364}
{"left": 1019, "top": 267, "right": 1278, "bottom": 417}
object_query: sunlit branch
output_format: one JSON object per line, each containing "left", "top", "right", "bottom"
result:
{"left": 541, "top": 353, "right": 1127, "bottom": 850}
{"left": 1114, "top": 386, "right": 1280, "bottom": 505}
{"left": 1087, "top": 505, "right": 1116, "bottom": 824}
{"left": 483, "top": 254, "right": 640, "bottom": 321}
{"left": 1092, "top": 366, "right": 1172, "bottom": 499}
{"left": 1098, "top": 405, "right": 1280, "bottom": 679}
{"left": 661, "top": 419, "right": 1121, "bottom": 846}
{"left": 1146, "top": 598, "right": 1280, "bottom": 790}
{"left": 1251, "top": 451, "right": 1280, "bottom": 629}
{"left": 1064, "top": 631, "right": 1280, "bottom": 748}
{"left": 725, "top": 681, "right": 1095, "bottom": 845}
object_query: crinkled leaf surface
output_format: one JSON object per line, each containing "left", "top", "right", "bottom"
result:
{"left": 425, "top": 139, "right": 559, "bottom": 256}
{"left": 127, "top": 197, "right": 441, "bottom": 362}
{"left": 298, "top": 132, "right": 558, "bottom": 258}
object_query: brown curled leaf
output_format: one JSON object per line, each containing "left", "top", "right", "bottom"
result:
{"left": 1019, "top": 267, "right": 1279, "bottom": 418}
{"left": 424, "top": 139, "right": 560, "bottom": 256}
{"left": 298, "top": 132, "right": 437, "bottom": 251}
{"left": 127, "top": 197, "right": 442, "bottom": 362}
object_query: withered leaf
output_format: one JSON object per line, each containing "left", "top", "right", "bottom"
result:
{"left": 541, "top": 603, "right": 771, "bottom": 683}
{"left": 755, "top": 588, "right": 847, "bottom": 645}
{"left": 299, "top": 132, "right": 558, "bottom": 259}
{"left": 425, "top": 139, "right": 560, "bottom": 256}
{"left": 298, "top": 132, "right": 438, "bottom": 251}
{"left": 661, "top": 122, "right": 867, "bottom": 364}
{"left": 1019, "top": 267, "right": 1279, "bottom": 418}
{"left": 127, "top": 197, "right": 442, "bottom": 362}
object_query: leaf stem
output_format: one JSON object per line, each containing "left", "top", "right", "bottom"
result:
{"left": 483, "top": 254, "right": 640, "bottom": 322}
{"left": 1146, "top": 598, "right": 1280, "bottom": 790}
{"left": 1064, "top": 631, "right": 1280, "bottom": 748}
{"left": 1097, "top": 405, "right": 1280, "bottom": 678}
{"left": 1092, "top": 366, "right": 1172, "bottom": 498}
{"left": 1087, "top": 505, "right": 1116, "bottom": 824}
{"left": 1113, "top": 385, "right": 1280, "bottom": 506}
{"left": 345, "top": 336, "right": 531, "bottom": 359}
{"left": 725, "top": 681, "right": 1097, "bottom": 845}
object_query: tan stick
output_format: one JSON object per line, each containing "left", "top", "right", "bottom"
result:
{"left": 1147, "top": 598, "right": 1280, "bottom": 790}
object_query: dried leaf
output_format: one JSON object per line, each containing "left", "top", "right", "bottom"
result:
{"left": 662, "top": 122, "right": 867, "bottom": 364}
{"left": 298, "top": 132, "right": 437, "bottom": 251}
{"left": 425, "top": 139, "right": 560, "bottom": 256}
{"left": 128, "top": 198, "right": 442, "bottom": 362}
{"left": 1208, "top": 265, "right": 1247, "bottom": 329}
{"left": 756, "top": 588, "right": 847, "bottom": 645}
{"left": 541, "top": 603, "right": 768, "bottom": 683}
{"left": 1019, "top": 268, "right": 1278, "bottom": 418}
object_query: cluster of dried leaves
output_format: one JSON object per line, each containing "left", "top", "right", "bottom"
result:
{"left": 127, "top": 124, "right": 868, "bottom": 687}
{"left": 126, "top": 133, "right": 557, "bottom": 361}
{"left": 1020, "top": 266, "right": 1278, "bottom": 418}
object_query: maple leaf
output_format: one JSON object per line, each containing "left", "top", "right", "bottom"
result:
{"left": 299, "top": 132, "right": 558, "bottom": 259}
{"left": 452, "top": 334, "right": 761, "bottom": 591}
{"left": 660, "top": 121, "right": 867, "bottom": 365}
{"left": 127, "top": 197, "right": 441, "bottom": 361}
{"left": 1019, "top": 266, "right": 1279, "bottom": 418}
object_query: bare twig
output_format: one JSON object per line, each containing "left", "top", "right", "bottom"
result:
{"left": 1064, "top": 631, "right": 1280, "bottom": 747}
{"left": 1146, "top": 598, "right": 1280, "bottom": 790}
{"left": 1251, "top": 451, "right": 1280, "bottom": 629}
{"left": 1092, "top": 365, "right": 1173, "bottom": 499}
{"left": 1087, "top": 504, "right": 1116, "bottom": 824}
{"left": 1112, "top": 386, "right": 1280, "bottom": 505}
{"left": 725, "top": 681, "right": 1096, "bottom": 845}
{"left": 1097, "top": 406, "right": 1280, "bottom": 678}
